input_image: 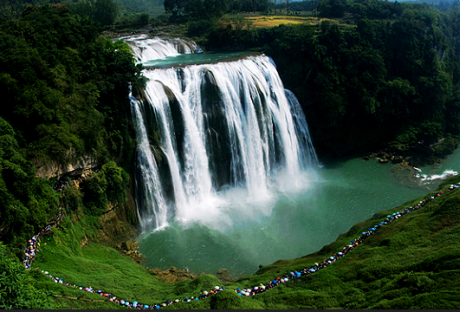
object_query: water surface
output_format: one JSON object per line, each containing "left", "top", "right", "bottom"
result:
{"left": 142, "top": 51, "right": 257, "bottom": 68}
{"left": 139, "top": 155, "right": 453, "bottom": 277}
{"left": 130, "top": 36, "right": 460, "bottom": 277}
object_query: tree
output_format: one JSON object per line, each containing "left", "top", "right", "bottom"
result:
{"left": 93, "top": 0, "right": 118, "bottom": 25}
{"left": 318, "top": 0, "right": 348, "bottom": 18}
{"left": 164, "top": 0, "right": 186, "bottom": 18}
{"left": 203, "top": 0, "right": 226, "bottom": 18}
{"left": 71, "top": 0, "right": 118, "bottom": 26}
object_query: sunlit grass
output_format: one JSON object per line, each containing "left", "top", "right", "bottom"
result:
{"left": 245, "top": 15, "right": 323, "bottom": 28}
{"left": 232, "top": 15, "right": 355, "bottom": 29}
{"left": 31, "top": 175, "right": 460, "bottom": 309}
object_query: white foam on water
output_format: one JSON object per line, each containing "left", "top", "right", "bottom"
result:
{"left": 127, "top": 35, "right": 319, "bottom": 234}
{"left": 415, "top": 169, "right": 458, "bottom": 182}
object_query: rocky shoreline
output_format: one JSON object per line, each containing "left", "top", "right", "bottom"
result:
{"left": 363, "top": 150, "right": 405, "bottom": 164}
{"left": 362, "top": 136, "right": 459, "bottom": 168}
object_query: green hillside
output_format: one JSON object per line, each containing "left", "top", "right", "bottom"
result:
{"left": 2, "top": 0, "right": 460, "bottom": 310}
{"left": 4, "top": 175, "right": 460, "bottom": 309}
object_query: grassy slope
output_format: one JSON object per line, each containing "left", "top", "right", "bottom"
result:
{"left": 32, "top": 214, "right": 222, "bottom": 309}
{"left": 33, "top": 175, "right": 460, "bottom": 309}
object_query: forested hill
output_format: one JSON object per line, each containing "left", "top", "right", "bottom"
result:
{"left": 0, "top": 4, "right": 142, "bottom": 255}
{"left": 2, "top": 0, "right": 460, "bottom": 309}
{"left": 201, "top": 1, "right": 460, "bottom": 163}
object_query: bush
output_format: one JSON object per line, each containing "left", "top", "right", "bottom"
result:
{"left": 210, "top": 290, "right": 243, "bottom": 309}
{"left": 62, "top": 185, "right": 83, "bottom": 211}
{"left": 80, "top": 161, "right": 129, "bottom": 216}
{"left": 187, "top": 19, "right": 218, "bottom": 37}
{"left": 101, "top": 161, "right": 128, "bottom": 204}
{"left": 0, "top": 242, "right": 51, "bottom": 309}
{"left": 81, "top": 171, "right": 108, "bottom": 216}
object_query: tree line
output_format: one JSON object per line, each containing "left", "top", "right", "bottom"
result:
{"left": 200, "top": 1, "right": 460, "bottom": 162}
{"left": 0, "top": 4, "right": 142, "bottom": 258}
{"left": 164, "top": 0, "right": 273, "bottom": 21}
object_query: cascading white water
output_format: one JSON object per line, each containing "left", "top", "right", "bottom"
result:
{"left": 130, "top": 96, "right": 169, "bottom": 230}
{"left": 128, "top": 36, "right": 318, "bottom": 232}
{"left": 125, "top": 35, "right": 197, "bottom": 62}
{"left": 285, "top": 89, "right": 319, "bottom": 169}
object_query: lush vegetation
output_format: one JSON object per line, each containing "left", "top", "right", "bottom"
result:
{"left": 0, "top": 4, "right": 141, "bottom": 258}
{"left": 6, "top": 175, "right": 460, "bottom": 309}
{"left": 0, "top": 5, "right": 143, "bottom": 309}
{"left": 0, "top": 242, "right": 52, "bottom": 309}
{"left": 0, "top": 117, "right": 60, "bottom": 253}
{"left": 164, "top": 0, "right": 274, "bottom": 22}
{"left": 0, "top": 0, "right": 146, "bottom": 307}
{"left": 2, "top": 0, "right": 460, "bottom": 309}
{"left": 0, "top": 0, "right": 164, "bottom": 30}
{"left": 0, "top": 4, "right": 143, "bottom": 164}
{"left": 197, "top": 2, "right": 460, "bottom": 164}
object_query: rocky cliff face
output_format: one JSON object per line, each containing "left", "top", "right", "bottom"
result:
{"left": 96, "top": 175, "right": 141, "bottom": 261}
{"left": 33, "top": 154, "right": 97, "bottom": 179}
{"left": 39, "top": 153, "right": 142, "bottom": 264}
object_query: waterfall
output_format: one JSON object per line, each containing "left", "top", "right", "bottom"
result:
{"left": 125, "top": 35, "right": 197, "bottom": 62}
{"left": 130, "top": 96, "right": 170, "bottom": 230}
{"left": 285, "top": 89, "right": 319, "bottom": 169}
{"left": 127, "top": 36, "right": 318, "bottom": 232}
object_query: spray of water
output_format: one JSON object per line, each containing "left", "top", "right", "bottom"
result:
{"left": 128, "top": 36, "right": 318, "bottom": 233}
{"left": 125, "top": 36, "right": 197, "bottom": 62}
{"left": 415, "top": 169, "right": 458, "bottom": 182}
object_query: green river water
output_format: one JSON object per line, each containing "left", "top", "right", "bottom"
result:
{"left": 142, "top": 51, "right": 256, "bottom": 68}
{"left": 135, "top": 49, "right": 460, "bottom": 278}
{"left": 138, "top": 152, "right": 460, "bottom": 277}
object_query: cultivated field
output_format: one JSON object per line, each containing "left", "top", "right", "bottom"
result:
{"left": 222, "top": 14, "right": 348, "bottom": 29}
{"left": 246, "top": 15, "right": 320, "bottom": 27}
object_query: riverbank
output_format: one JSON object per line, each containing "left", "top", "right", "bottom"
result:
{"left": 31, "top": 185, "right": 442, "bottom": 309}
{"left": 30, "top": 174, "right": 460, "bottom": 309}
{"left": 362, "top": 135, "right": 459, "bottom": 168}
{"left": 21, "top": 144, "right": 460, "bottom": 308}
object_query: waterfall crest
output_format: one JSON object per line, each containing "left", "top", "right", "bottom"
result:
{"left": 128, "top": 37, "right": 318, "bottom": 232}
{"left": 125, "top": 35, "right": 197, "bottom": 62}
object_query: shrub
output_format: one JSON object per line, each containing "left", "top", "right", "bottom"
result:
{"left": 62, "top": 185, "right": 83, "bottom": 211}
{"left": 0, "top": 242, "right": 51, "bottom": 309}
{"left": 187, "top": 19, "right": 218, "bottom": 37}
{"left": 210, "top": 290, "right": 243, "bottom": 309}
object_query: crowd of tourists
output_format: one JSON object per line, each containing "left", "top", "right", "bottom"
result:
{"left": 23, "top": 207, "right": 63, "bottom": 270}
{"left": 23, "top": 176, "right": 460, "bottom": 309}
{"left": 37, "top": 273, "right": 227, "bottom": 310}
{"left": 23, "top": 169, "right": 97, "bottom": 269}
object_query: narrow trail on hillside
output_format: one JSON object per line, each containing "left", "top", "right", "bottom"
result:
{"left": 24, "top": 172, "right": 460, "bottom": 309}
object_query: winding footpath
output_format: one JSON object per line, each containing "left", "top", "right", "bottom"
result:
{"left": 23, "top": 175, "right": 460, "bottom": 309}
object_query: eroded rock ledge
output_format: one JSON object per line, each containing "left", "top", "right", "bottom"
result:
{"left": 33, "top": 154, "right": 97, "bottom": 179}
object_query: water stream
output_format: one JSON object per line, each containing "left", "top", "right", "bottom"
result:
{"left": 125, "top": 35, "right": 459, "bottom": 277}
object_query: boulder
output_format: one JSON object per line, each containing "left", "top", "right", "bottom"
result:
{"left": 149, "top": 267, "right": 196, "bottom": 283}
{"left": 392, "top": 155, "right": 404, "bottom": 164}
{"left": 216, "top": 269, "right": 236, "bottom": 282}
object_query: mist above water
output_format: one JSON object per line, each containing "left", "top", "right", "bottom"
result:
{"left": 125, "top": 35, "right": 457, "bottom": 276}
{"left": 128, "top": 35, "right": 318, "bottom": 233}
